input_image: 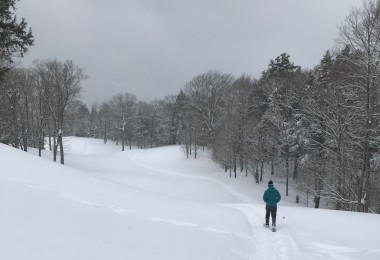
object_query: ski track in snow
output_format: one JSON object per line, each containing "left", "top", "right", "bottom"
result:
{"left": 131, "top": 151, "right": 254, "bottom": 203}
{"left": 0, "top": 176, "right": 251, "bottom": 242}
{"left": 227, "top": 204, "right": 300, "bottom": 260}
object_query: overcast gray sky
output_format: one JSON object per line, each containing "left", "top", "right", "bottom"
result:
{"left": 17, "top": 0, "right": 361, "bottom": 106}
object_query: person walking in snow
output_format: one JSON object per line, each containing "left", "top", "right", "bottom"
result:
{"left": 263, "top": 180, "right": 281, "bottom": 228}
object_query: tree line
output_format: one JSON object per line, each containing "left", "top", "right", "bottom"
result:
{"left": 1, "top": 0, "right": 380, "bottom": 213}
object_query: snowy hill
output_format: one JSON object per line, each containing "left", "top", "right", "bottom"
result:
{"left": 0, "top": 137, "right": 379, "bottom": 260}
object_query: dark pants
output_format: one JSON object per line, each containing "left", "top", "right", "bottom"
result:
{"left": 265, "top": 206, "right": 277, "bottom": 226}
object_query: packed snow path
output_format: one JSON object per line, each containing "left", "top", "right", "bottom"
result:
{"left": 1, "top": 137, "right": 380, "bottom": 260}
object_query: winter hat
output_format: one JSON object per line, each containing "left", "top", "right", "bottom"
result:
{"left": 268, "top": 180, "right": 273, "bottom": 187}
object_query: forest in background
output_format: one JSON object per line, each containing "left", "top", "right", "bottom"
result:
{"left": 1, "top": 0, "right": 380, "bottom": 213}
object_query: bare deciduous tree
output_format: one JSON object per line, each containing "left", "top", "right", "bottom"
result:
{"left": 35, "top": 59, "right": 85, "bottom": 164}
{"left": 338, "top": 0, "right": 380, "bottom": 212}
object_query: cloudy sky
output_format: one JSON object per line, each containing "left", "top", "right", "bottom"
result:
{"left": 17, "top": 0, "right": 361, "bottom": 106}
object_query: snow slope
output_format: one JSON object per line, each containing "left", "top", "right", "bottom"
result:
{"left": 0, "top": 137, "right": 379, "bottom": 260}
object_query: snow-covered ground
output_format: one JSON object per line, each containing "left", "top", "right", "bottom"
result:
{"left": 0, "top": 137, "right": 379, "bottom": 260}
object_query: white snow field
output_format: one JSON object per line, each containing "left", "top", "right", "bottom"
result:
{"left": 1, "top": 137, "right": 380, "bottom": 260}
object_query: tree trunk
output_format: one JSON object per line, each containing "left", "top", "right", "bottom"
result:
{"left": 122, "top": 131, "right": 125, "bottom": 151}
{"left": 293, "top": 154, "right": 299, "bottom": 180}
{"left": 48, "top": 131, "right": 52, "bottom": 151}
{"left": 240, "top": 153, "right": 244, "bottom": 172}
{"left": 255, "top": 164, "right": 259, "bottom": 184}
{"left": 233, "top": 153, "right": 237, "bottom": 178}
{"left": 38, "top": 95, "right": 43, "bottom": 157}
{"left": 364, "top": 178, "right": 370, "bottom": 212}
{"left": 271, "top": 146, "right": 275, "bottom": 175}
{"left": 12, "top": 94, "right": 19, "bottom": 149}
{"left": 189, "top": 129, "right": 192, "bottom": 155}
{"left": 53, "top": 136, "right": 57, "bottom": 162}
{"left": 285, "top": 149, "right": 289, "bottom": 196}
{"left": 194, "top": 128, "right": 197, "bottom": 159}
{"left": 245, "top": 160, "right": 248, "bottom": 176}
{"left": 103, "top": 121, "right": 107, "bottom": 144}
{"left": 129, "top": 130, "right": 132, "bottom": 150}
{"left": 38, "top": 131, "right": 43, "bottom": 157}
{"left": 59, "top": 132, "right": 64, "bottom": 165}
{"left": 314, "top": 195, "right": 320, "bottom": 208}
{"left": 22, "top": 125, "right": 28, "bottom": 151}
{"left": 22, "top": 91, "right": 29, "bottom": 152}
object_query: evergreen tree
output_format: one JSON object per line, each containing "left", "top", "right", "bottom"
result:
{"left": 0, "top": 0, "right": 34, "bottom": 78}
{"left": 260, "top": 53, "right": 305, "bottom": 196}
{"left": 266, "top": 53, "right": 300, "bottom": 75}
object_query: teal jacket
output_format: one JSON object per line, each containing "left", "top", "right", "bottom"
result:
{"left": 263, "top": 186, "right": 281, "bottom": 207}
